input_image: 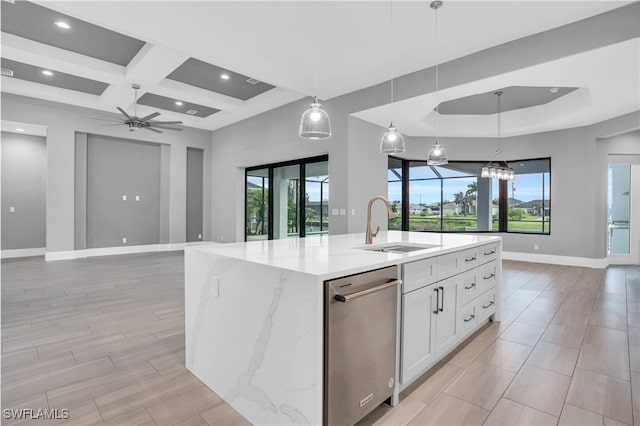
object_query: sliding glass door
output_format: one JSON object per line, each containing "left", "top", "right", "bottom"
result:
{"left": 245, "top": 156, "right": 329, "bottom": 241}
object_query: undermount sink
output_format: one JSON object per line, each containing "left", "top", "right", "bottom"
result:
{"left": 355, "top": 242, "right": 440, "bottom": 253}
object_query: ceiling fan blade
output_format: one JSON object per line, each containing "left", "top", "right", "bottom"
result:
{"left": 85, "top": 117, "right": 123, "bottom": 123}
{"left": 145, "top": 127, "right": 163, "bottom": 133}
{"left": 116, "top": 107, "right": 131, "bottom": 120}
{"left": 150, "top": 126, "right": 182, "bottom": 131}
{"left": 148, "top": 121, "right": 183, "bottom": 125}
{"left": 100, "top": 124, "right": 125, "bottom": 126}
{"left": 139, "top": 112, "right": 161, "bottom": 122}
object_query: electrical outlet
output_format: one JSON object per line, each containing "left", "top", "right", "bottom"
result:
{"left": 135, "top": 195, "right": 140, "bottom": 201}
{"left": 220, "top": 235, "right": 224, "bottom": 241}
{"left": 198, "top": 234, "right": 202, "bottom": 240}
{"left": 122, "top": 195, "right": 127, "bottom": 201}
{"left": 352, "top": 209, "right": 356, "bottom": 216}
{"left": 534, "top": 244, "right": 539, "bottom": 251}
{"left": 122, "top": 237, "right": 127, "bottom": 244}
{"left": 9, "top": 206, "right": 15, "bottom": 213}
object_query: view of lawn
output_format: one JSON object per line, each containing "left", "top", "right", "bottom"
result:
{"left": 392, "top": 213, "right": 550, "bottom": 233}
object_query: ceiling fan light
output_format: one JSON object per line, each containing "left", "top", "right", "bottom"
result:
{"left": 427, "top": 140, "right": 448, "bottom": 165}
{"left": 299, "top": 98, "right": 331, "bottom": 140}
{"left": 380, "top": 123, "right": 405, "bottom": 154}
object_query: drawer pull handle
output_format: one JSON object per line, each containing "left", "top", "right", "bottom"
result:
{"left": 483, "top": 300, "right": 495, "bottom": 309}
{"left": 484, "top": 273, "right": 495, "bottom": 280}
{"left": 465, "top": 256, "right": 477, "bottom": 262}
{"left": 464, "top": 283, "right": 476, "bottom": 290}
{"left": 484, "top": 250, "right": 496, "bottom": 255}
{"left": 433, "top": 288, "right": 440, "bottom": 314}
{"left": 464, "top": 314, "right": 476, "bottom": 322}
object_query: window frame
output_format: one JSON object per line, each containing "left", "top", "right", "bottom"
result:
{"left": 388, "top": 156, "right": 551, "bottom": 235}
{"left": 245, "top": 155, "right": 329, "bottom": 241}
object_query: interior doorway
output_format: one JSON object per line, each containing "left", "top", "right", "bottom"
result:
{"left": 608, "top": 160, "right": 640, "bottom": 265}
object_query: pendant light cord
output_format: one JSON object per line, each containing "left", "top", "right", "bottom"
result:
{"left": 496, "top": 91, "right": 502, "bottom": 155}
{"left": 313, "top": 32, "right": 318, "bottom": 100}
{"left": 434, "top": 2, "right": 440, "bottom": 141}
{"left": 134, "top": 86, "right": 138, "bottom": 117}
{"left": 390, "top": 0, "right": 394, "bottom": 123}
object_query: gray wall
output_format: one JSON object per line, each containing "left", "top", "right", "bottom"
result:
{"left": 1, "top": 131, "right": 46, "bottom": 250}
{"left": 186, "top": 147, "right": 203, "bottom": 242}
{"left": 209, "top": 2, "right": 640, "bottom": 248}
{"left": 86, "top": 135, "right": 161, "bottom": 248}
{"left": 1, "top": 93, "right": 212, "bottom": 254}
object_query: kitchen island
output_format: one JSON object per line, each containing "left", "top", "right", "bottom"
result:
{"left": 185, "top": 231, "right": 501, "bottom": 425}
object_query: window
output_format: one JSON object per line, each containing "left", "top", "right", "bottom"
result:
{"left": 245, "top": 156, "right": 329, "bottom": 241}
{"left": 388, "top": 157, "right": 550, "bottom": 234}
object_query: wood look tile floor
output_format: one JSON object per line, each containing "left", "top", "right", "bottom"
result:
{"left": 2, "top": 254, "right": 638, "bottom": 426}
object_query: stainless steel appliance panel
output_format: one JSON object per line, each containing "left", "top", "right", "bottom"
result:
{"left": 324, "top": 266, "right": 399, "bottom": 426}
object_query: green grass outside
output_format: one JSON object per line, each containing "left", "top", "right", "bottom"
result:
{"left": 390, "top": 214, "right": 549, "bottom": 233}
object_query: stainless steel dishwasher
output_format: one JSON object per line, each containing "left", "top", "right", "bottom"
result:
{"left": 324, "top": 265, "right": 400, "bottom": 426}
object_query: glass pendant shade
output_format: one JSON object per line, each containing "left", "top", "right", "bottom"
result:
{"left": 299, "top": 97, "right": 331, "bottom": 140}
{"left": 380, "top": 123, "right": 405, "bottom": 154}
{"left": 427, "top": 140, "right": 448, "bottom": 165}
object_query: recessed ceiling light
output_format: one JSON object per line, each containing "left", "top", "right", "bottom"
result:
{"left": 220, "top": 73, "right": 230, "bottom": 80}
{"left": 519, "top": 163, "right": 525, "bottom": 166}
{"left": 175, "top": 101, "right": 183, "bottom": 106}
{"left": 55, "top": 21, "right": 71, "bottom": 29}
{"left": 41, "top": 70, "right": 54, "bottom": 76}
{"left": 549, "top": 87, "right": 559, "bottom": 93}
{"left": 16, "top": 128, "right": 24, "bottom": 132}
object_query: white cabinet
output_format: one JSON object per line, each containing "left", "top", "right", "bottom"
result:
{"left": 400, "top": 242, "right": 500, "bottom": 388}
{"left": 401, "top": 284, "right": 437, "bottom": 383}
{"left": 434, "top": 277, "right": 458, "bottom": 358}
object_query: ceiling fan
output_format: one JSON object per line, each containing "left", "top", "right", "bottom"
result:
{"left": 116, "top": 83, "right": 183, "bottom": 133}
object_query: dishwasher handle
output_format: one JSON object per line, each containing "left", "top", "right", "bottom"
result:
{"left": 334, "top": 279, "right": 402, "bottom": 303}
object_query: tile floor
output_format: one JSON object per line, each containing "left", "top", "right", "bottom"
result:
{"left": 1, "top": 254, "right": 638, "bottom": 425}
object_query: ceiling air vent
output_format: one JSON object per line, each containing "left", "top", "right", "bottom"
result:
{"left": 1, "top": 68, "right": 14, "bottom": 77}
{"left": 186, "top": 109, "right": 198, "bottom": 115}
{"left": 246, "top": 78, "right": 260, "bottom": 85}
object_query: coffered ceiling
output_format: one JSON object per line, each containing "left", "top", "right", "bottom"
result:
{"left": 0, "top": 0, "right": 637, "bottom": 135}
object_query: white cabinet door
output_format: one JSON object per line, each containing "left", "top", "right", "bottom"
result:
{"left": 401, "top": 285, "right": 437, "bottom": 384}
{"left": 434, "top": 277, "right": 458, "bottom": 357}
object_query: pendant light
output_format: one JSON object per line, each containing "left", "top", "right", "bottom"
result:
{"left": 299, "top": 24, "right": 331, "bottom": 140}
{"left": 427, "top": 0, "right": 448, "bottom": 166}
{"left": 481, "top": 91, "right": 515, "bottom": 180}
{"left": 380, "top": 0, "right": 406, "bottom": 154}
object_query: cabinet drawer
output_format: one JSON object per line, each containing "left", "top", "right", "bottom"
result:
{"left": 457, "top": 270, "right": 478, "bottom": 307}
{"left": 477, "top": 261, "right": 498, "bottom": 295}
{"left": 479, "top": 243, "right": 499, "bottom": 264}
{"left": 457, "top": 247, "right": 480, "bottom": 273}
{"left": 477, "top": 288, "right": 497, "bottom": 321}
{"left": 436, "top": 252, "right": 458, "bottom": 281}
{"left": 458, "top": 299, "right": 478, "bottom": 337}
{"left": 402, "top": 258, "right": 437, "bottom": 293}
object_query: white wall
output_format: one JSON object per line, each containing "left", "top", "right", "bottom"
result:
{"left": 1, "top": 93, "right": 213, "bottom": 254}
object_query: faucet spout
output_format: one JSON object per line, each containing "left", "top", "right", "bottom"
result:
{"left": 365, "top": 196, "right": 395, "bottom": 244}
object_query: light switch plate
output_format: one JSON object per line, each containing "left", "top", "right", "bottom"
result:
{"left": 9, "top": 206, "right": 15, "bottom": 213}
{"left": 211, "top": 277, "right": 220, "bottom": 297}
{"left": 122, "top": 195, "right": 127, "bottom": 201}
{"left": 122, "top": 237, "right": 127, "bottom": 244}
{"left": 135, "top": 195, "right": 140, "bottom": 201}
{"left": 340, "top": 209, "right": 346, "bottom": 216}
{"left": 331, "top": 208, "right": 339, "bottom": 216}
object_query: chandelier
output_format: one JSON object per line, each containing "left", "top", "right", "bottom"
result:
{"left": 481, "top": 91, "right": 514, "bottom": 180}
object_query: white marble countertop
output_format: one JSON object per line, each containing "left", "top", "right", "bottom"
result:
{"left": 188, "top": 231, "right": 501, "bottom": 280}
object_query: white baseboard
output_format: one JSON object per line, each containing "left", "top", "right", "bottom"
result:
{"left": 502, "top": 251, "right": 608, "bottom": 269}
{"left": 1, "top": 247, "right": 46, "bottom": 259}
{"left": 45, "top": 243, "right": 188, "bottom": 261}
